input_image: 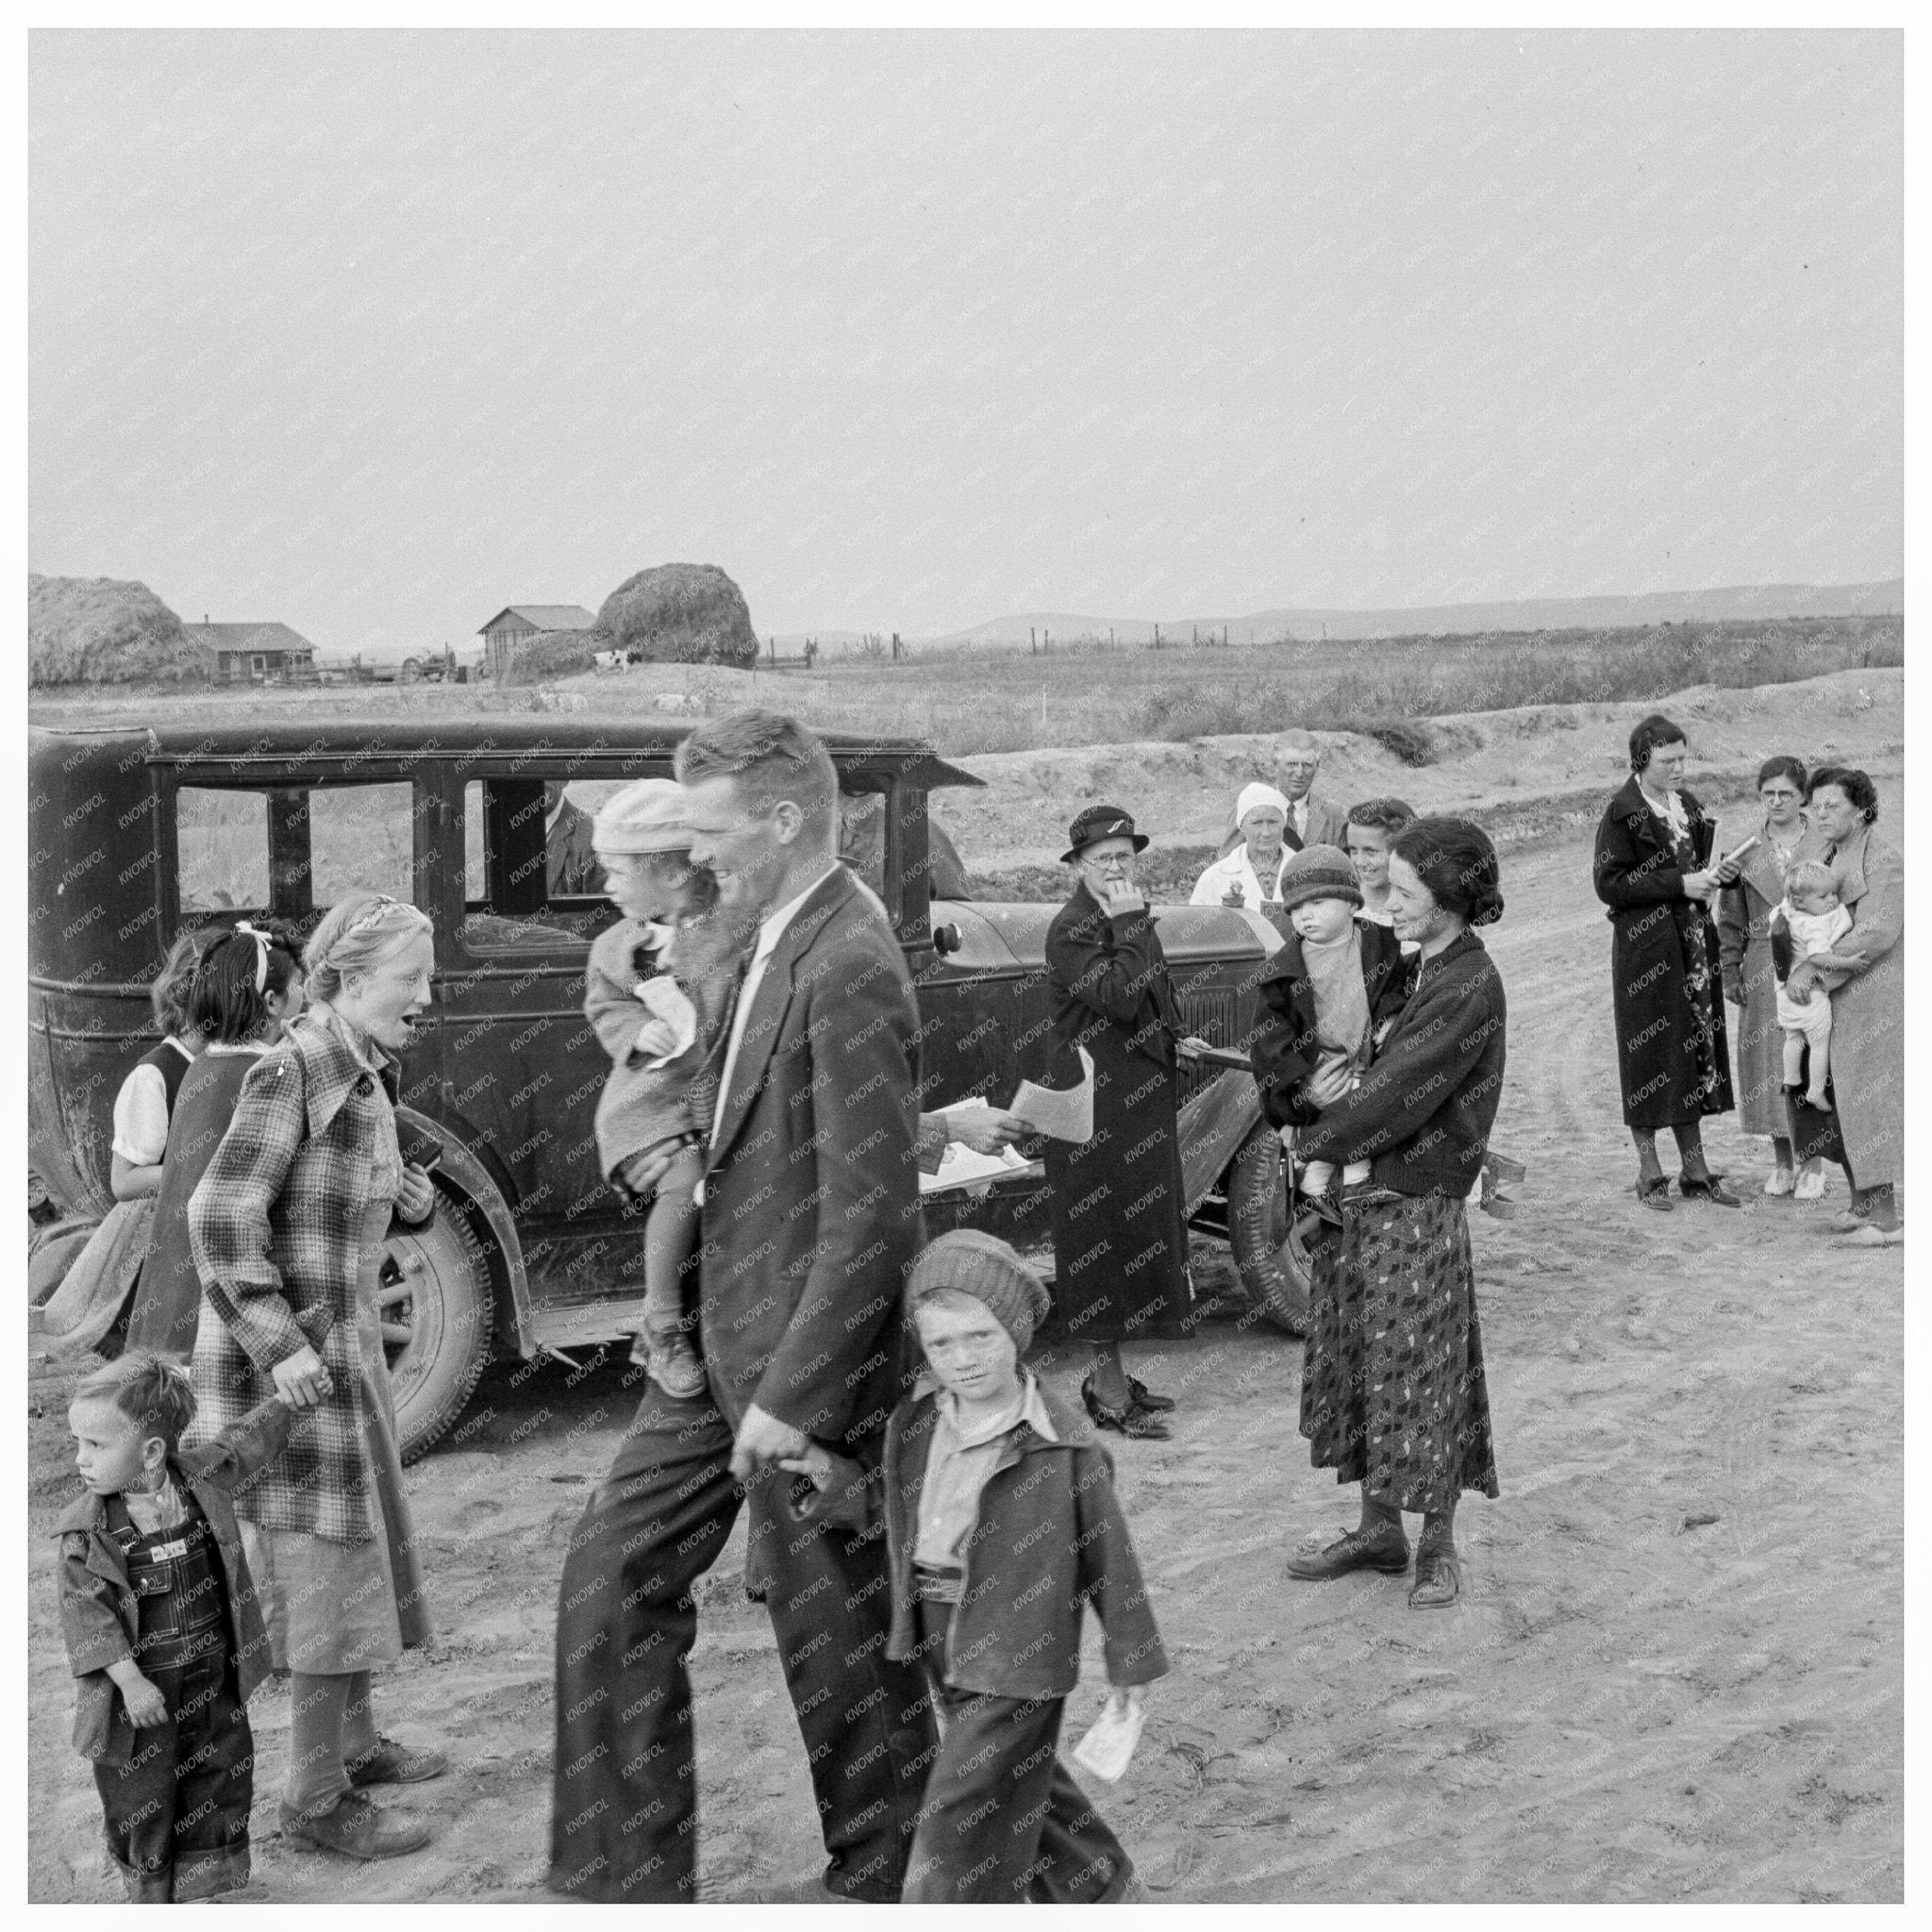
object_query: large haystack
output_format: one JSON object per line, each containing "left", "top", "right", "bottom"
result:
{"left": 28, "top": 575, "right": 212, "bottom": 685}
{"left": 597, "top": 563, "right": 758, "bottom": 668}
{"left": 499, "top": 627, "right": 608, "bottom": 686}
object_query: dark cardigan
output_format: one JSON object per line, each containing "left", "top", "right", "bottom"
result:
{"left": 1293, "top": 929, "right": 1507, "bottom": 1197}
{"left": 1249, "top": 919, "right": 1410, "bottom": 1130}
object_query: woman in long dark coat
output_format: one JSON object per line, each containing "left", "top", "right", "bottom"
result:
{"left": 1044, "top": 805, "right": 1208, "bottom": 1438}
{"left": 1281, "top": 817, "right": 1507, "bottom": 1610}
{"left": 1592, "top": 714, "right": 1741, "bottom": 1208}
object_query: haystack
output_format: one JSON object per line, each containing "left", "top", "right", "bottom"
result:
{"left": 28, "top": 575, "right": 212, "bottom": 685}
{"left": 597, "top": 563, "right": 758, "bottom": 668}
{"left": 499, "top": 627, "right": 608, "bottom": 685}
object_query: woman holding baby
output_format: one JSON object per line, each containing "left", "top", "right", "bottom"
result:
{"left": 1716, "top": 757, "right": 1830, "bottom": 1197}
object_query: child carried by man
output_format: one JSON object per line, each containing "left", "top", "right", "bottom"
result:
{"left": 583, "top": 779, "right": 755, "bottom": 1399}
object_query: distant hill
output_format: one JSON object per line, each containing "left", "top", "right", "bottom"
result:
{"left": 932, "top": 578, "right": 1904, "bottom": 649}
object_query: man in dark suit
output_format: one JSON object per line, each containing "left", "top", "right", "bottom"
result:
{"left": 1216, "top": 728, "right": 1349, "bottom": 858}
{"left": 547, "top": 711, "right": 933, "bottom": 1905}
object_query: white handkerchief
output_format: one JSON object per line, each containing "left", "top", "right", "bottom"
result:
{"left": 636, "top": 976, "right": 699, "bottom": 1070}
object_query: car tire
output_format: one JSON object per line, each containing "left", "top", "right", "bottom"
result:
{"left": 1225, "top": 1123, "right": 1310, "bottom": 1335}
{"left": 379, "top": 1205, "right": 492, "bottom": 1462}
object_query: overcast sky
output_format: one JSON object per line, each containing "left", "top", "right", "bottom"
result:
{"left": 29, "top": 29, "right": 1901, "bottom": 656}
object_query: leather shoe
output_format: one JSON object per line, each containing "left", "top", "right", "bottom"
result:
{"left": 280, "top": 1790, "right": 431, "bottom": 1860}
{"left": 1285, "top": 1526, "right": 1410, "bottom": 1580}
{"left": 1635, "top": 1175, "right": 1674, "bottom": 1212}
{"left": 1408, "top": 1548, "right": 1462, "bottom": 1609}
{"left": 1126, "top": 1374, "right": 1175, "bottom": 1413}
{"left": 1834, "top": 1222, "right": 1903, "bottom": 1248}
{"left": 1678, "top": 1174, "right": 1740, "bottom": 1208}
{"left": 346, "top": 1736, "right": 449, "bottom": 1787}
{"left": 1081, "top": 1375, "right": 1171, "bottom": 1440}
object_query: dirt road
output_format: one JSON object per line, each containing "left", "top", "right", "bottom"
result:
{"left": 26, "top": 798, "right": 1902, "bottom": 1905}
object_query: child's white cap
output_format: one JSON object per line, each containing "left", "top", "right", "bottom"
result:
{"left": 592, "top": 779, "right": 695, "bottom": 857}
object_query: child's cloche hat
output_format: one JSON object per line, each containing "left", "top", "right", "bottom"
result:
{"left": 907, "top": 1229, "right": 1052, "bottom": 1353}
{"left": 592, "top": 778, "right": 695, "bottom": 857}
{"left": 1278, "top": 842, "right": 1363, "bottom": 911}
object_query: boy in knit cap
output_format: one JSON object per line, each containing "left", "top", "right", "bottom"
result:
{"left": 784, "top": 1229, "right": 1166, "bottom": 1902}
{"left": 584, "top": 778, "right": 755, "bottom": 1400}
{"left": 1253, "top": 843, "right": 1410, "bottom": 1231}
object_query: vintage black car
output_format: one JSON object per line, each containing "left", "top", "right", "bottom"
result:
{"left": 28, "top": 719, "right": 1304, "bottom": 1457}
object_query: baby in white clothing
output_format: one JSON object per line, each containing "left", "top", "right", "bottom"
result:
{"left": 1774, "top": 860, "right": 1857, "bottom": 1109}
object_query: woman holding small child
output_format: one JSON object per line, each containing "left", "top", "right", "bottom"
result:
{"left": 1791, "top": 767, "right": 1904, "bottom": 1246}
{"left": 1716, "top": 757, "right": 1829, "bottom": 1197}
{"left": 1264, "top": 817, "right": 1508, "bottom": 1610}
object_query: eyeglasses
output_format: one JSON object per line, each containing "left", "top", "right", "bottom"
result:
{"left": 1080, "top": 854, "right": 1132, "bottom": 873}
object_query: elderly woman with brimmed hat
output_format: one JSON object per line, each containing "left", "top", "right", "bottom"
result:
{"left": 1043, "top": 805, "right": 1209, "bottom": 1439}
{"left": 1191, "top": 783, "right": 1294, "bottom": 914}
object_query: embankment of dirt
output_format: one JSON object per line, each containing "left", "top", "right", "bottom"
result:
{"left": 936, "top": 668, "right": 1904, "bottom": 876}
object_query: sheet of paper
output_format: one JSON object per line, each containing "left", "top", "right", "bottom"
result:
{"left": 1008, "top": 1044, "right": 1094, "bottom": 1142}
{"left": 1071, "top": 1696, "right": 1145, "bottom": 1784}
{"left": 918, "top": 1141, "right": 1035, "bottom": 1198}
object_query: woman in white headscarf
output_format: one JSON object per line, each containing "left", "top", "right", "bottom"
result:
{"left": 1191, "top": 784, "right": 1293, "bottom": 912}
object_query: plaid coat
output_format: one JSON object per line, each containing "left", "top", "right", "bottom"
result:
{"left": 185, "top": 1009, "right": 413, "bottom": 1545}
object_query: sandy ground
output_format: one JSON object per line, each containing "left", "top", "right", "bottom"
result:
{"left": 25, "top": 675, "right": 1903, "bottom": 1903}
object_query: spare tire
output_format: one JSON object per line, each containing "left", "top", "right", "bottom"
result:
{"left": 378, "top": 1206, "right": 492, "bottom": 1462}
{"left": 1225, "top": 1123, "right": 1310, "bottom": 1335}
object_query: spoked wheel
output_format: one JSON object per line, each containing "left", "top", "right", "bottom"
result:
{"left": 377, "top": 1208, "right": 492, "bottom": 1462}
{"left": 1225, "top": 1123, "right": 1311, "bottom": 1335}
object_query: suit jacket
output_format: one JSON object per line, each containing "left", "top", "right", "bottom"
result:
{"left": 1217, "top": 791, "right": 1349, "bottom": 858}
{"left": 56, "top": 1398, "right": 292, "bottom": 1765}
{"left": 697, "top": 865, "right": 921, "bottom": 1450}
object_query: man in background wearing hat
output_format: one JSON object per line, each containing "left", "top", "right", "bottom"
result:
{"left": 1044, "top": 806, "right": 1208, "bottom": 1441}
{"left": 783, "top": 1229, "right": 1166, "bottom": 1902}
{"left": 1216, "top": 728, "right": 1348, "bottom": 858}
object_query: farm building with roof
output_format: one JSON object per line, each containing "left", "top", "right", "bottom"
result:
{"left": 477, "top": 604, "right": 600, "bottom": 679}
{"left": 182, "top": 621, "right": 318, "bottom": 685}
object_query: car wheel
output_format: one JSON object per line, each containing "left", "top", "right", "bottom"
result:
{"left": 1225, "top": 1123, "right": 1310, "bottom": 1335}
{"left": 378, "top": 1206, "right": 492, "bottom": 1461}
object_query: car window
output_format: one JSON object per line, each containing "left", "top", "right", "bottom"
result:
{"left": 175, "top": 779, "right": 419, "bottom": 920}
{"left": 178, "top": 787, "right": 270, "bottom": 913}
{"left": 462, "top": 776, "right": 632, "bottom": 950}
{"left": 310, "top": 783, "right": 416, "bottom": 904}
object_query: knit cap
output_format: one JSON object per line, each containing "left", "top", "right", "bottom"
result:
{"left": 906, "top": 1230, "right": 1052, "bottom": 1354}
{"left": 591, "top": 778, "right": 694, "bottom": 857}
{"left": 1278, "top": 842, "right": 1363, "bottom": 911}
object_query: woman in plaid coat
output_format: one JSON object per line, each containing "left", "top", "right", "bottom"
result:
{"left": 187, "top": 892, "right": 449, "bottom": 1863}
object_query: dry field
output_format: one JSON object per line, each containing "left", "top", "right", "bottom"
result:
{"left": 29, "top": 614, "right": 1902, "bottom": 760}
{"left": 25, "top": 664, "right": 1904, "bottom": 1903}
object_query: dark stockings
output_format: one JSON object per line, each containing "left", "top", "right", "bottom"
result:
{"left": 1089, "top": 1341, "right": 1129, "bottom": 1411}
{"left": 1631, "top": 1124, "right": 1713, "bottom": 1185}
